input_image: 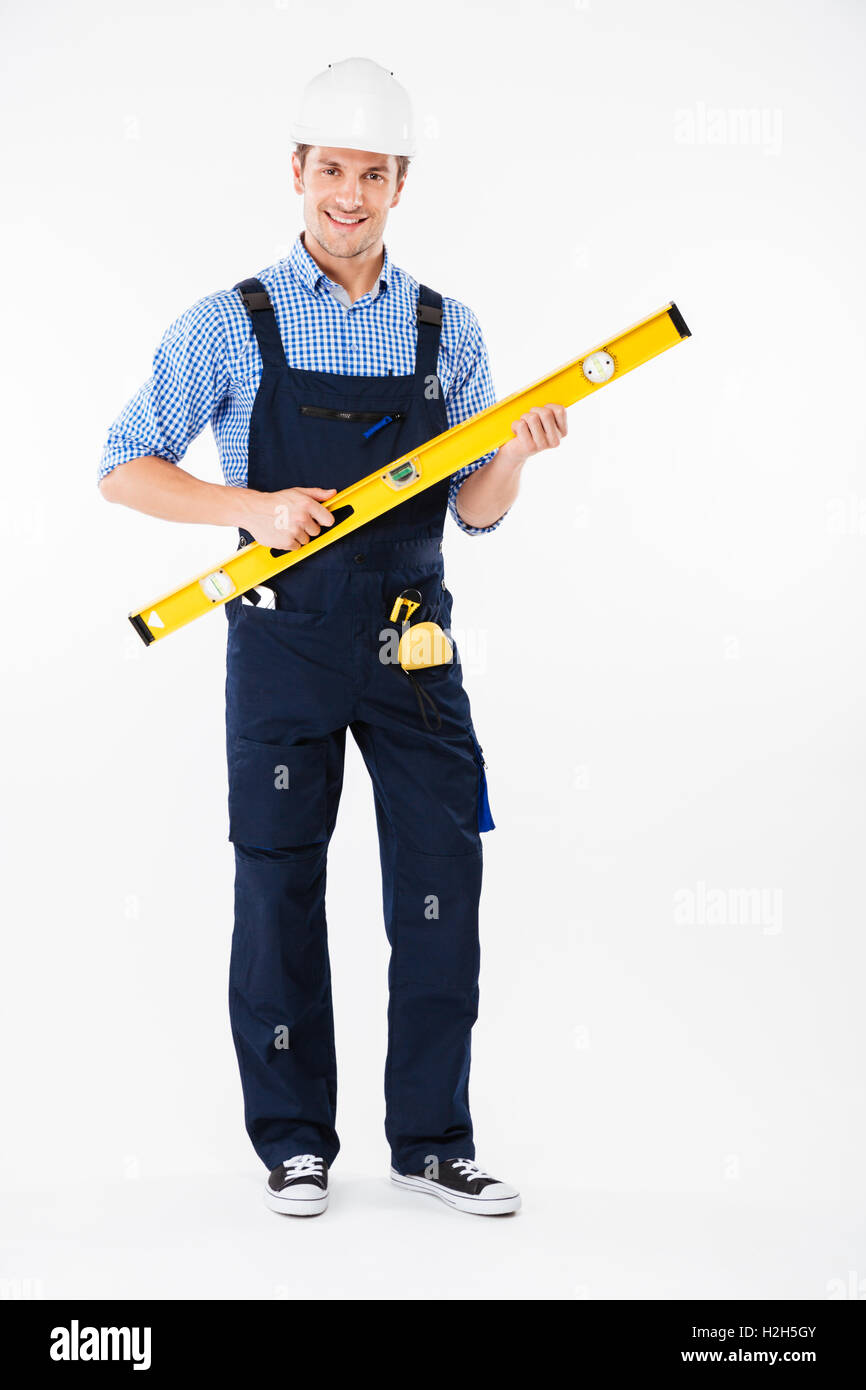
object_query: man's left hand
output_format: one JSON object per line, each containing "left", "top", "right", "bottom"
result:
{"left": 497, "top": 403, "right": 568, "bottom": 467}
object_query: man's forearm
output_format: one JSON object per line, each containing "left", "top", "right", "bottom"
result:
{"left": 454, "top": 445, "right": 526, "bottom": 531}
{"left": 98, "top": 455, "right": 251, "bottom": 528}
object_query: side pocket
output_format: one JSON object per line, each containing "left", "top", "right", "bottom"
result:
{"left": 468, "top": 727, "right": 495, "bottom": 833}
{"left": 228, "top": 737, "right": 328, "bottom": 848}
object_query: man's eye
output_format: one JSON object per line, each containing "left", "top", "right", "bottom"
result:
{"left": 321, "top": 169, "right": 381, "bottom": 180}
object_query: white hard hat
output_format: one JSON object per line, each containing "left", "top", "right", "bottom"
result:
{"left": 290, "top": 57, "right": 416, "bottom": 159}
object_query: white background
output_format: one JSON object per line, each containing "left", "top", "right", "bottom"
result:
{"left": 2, "top": 0, "right": 865, "bottom": 1300}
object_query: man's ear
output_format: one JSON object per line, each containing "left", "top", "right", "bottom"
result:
{"left": 291, "top": 152, "right": 304, "bottom": 194}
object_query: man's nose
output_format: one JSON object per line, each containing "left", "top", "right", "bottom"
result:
{"left": 334, "top": 180, "right": 364, "bottom": 209}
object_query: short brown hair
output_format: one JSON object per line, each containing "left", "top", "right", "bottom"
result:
{"left": 294, "top": 144, "right": 410, "bottom": 186}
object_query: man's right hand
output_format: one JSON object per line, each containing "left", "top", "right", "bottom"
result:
{"left": 242, "top": 486, "right": 338, "bottom": 550}
{"left": 97, "top": 457, "right": 340, "bottom": 547}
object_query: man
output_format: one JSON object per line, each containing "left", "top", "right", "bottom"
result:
{"left": 99, "top": 57, "right": 566, "bottom": 1218}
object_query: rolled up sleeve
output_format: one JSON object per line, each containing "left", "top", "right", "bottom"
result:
{"left": 98, "top": 294, "right": 230, "bottom": 483}
{"left": 445, "top": 307, "right": 509, "bottom": 536}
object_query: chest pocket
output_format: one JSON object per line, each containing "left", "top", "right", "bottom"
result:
{"left": 298, "top": 404, "right": 408, "bottom": 447}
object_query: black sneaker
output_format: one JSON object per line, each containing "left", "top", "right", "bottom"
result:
{"left": 265, "top": 1155, "right": 329, "bottom": 1216}
{"left": 391, "top": 1158, "right": 521, "bottom": 1215}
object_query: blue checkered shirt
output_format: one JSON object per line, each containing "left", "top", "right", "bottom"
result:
{"left": 98, "top": 233, "right": 506, "bottom": 535}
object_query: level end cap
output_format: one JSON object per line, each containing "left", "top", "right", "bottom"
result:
{"left": 668, "top": 302, "right": 691, "bottom": 339}
{"left": 128, "top": 612, "right": 155, "bottom": 647}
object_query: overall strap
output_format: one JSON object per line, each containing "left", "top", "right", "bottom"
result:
{"left": 234, "top": 277, "right": 288, "bottom": 370}
{"left": 415, "top": 284, "right": 443, "bottom": 386}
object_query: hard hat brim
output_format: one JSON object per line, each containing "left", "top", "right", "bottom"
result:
{"left": 290, "top": 122, "right": 416, "bottom": 158}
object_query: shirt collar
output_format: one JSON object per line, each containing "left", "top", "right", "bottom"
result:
{"left": 289, "top": 231, "right": 391, "bottom": 302}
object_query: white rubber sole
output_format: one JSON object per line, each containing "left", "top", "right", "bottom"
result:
{"left": 264, "top": 1186, "right": 329, "bottom": 1217}
{"left": 390, "top": 1168, "right": 521, "bottom": 1215}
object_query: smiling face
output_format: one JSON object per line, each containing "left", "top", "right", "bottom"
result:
{"left": 292, "top": 146, "right": 406, "bottom": 260}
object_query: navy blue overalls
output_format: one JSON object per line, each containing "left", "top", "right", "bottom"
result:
{"left": 224, "top": 273, "right": 494, "bottom": 1176}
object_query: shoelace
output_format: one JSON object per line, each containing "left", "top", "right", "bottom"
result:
{"left": 448, "top": 1158, "right": 492, "bottom": 1181}
{"left": 282, "top": 1154, "right": 324, "bottom": 1179}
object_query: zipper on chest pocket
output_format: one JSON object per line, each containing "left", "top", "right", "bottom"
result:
{"left": 298, "top": 405, "right": 405, "bottom": 440}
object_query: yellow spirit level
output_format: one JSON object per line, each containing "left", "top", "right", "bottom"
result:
{"left": 129, "top": 302, "right": 690, "bottom": 645}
